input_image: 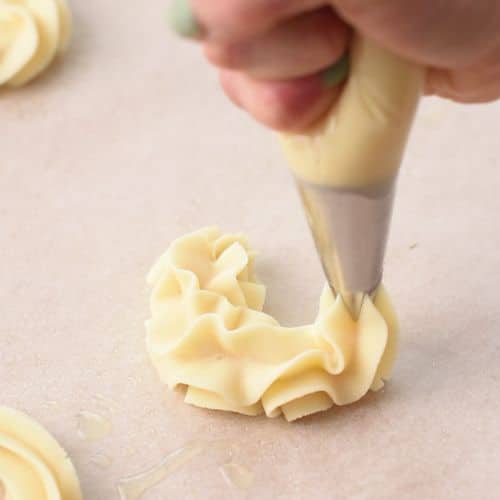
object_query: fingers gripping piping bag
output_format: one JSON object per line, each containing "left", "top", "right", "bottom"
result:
{"left": 280, "top": 35, "right": 423, "bottom": 319}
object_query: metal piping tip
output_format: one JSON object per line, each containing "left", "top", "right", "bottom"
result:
{"left": 295, "top": 175, "right": 397, "bottom": 321}
{"left": 338, "top": 291, "right": 366, "bottom": 321}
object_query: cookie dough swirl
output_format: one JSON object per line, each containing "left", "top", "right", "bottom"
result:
{"left": 0, "top": 407, "right": 82, "bottom": 500}
{"left": 0, "top": 0, "right": 71, "bottom": 87}
{"left": 146, "top": 227, "right": 398, "bottom": 421}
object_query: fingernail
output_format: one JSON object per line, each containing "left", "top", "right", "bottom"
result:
{"left": 168, "top": 0, "right": 201, "bottom": 38}
{"left": 322, "top": 54, "right": 349, "bottom": 87}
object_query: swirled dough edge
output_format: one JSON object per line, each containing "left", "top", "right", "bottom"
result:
{"left": 0, "top": 406, "right": 82, "bottom": 500}
{"left": 146, "top": 227, "right": 398, "bottom": 422}
{"left": 0, "top": 0, "right": 72, "bottom": 87}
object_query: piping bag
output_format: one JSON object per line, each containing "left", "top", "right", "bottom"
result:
{"left": 280, "top": 35, "right": 423, "bottom": 319}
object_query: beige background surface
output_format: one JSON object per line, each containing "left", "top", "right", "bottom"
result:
{"left": 1, "top": 1, "right": 500, "bottom": 499}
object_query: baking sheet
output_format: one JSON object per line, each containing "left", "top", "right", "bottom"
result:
{"left": 1, "top": 1, "right": 500, "bottom": 498}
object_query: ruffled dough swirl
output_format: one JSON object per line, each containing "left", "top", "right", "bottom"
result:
{"left": 146, "top": 227, "right": 398, "bottom": 421}
{"left": 0, "top": 407, "right": 81, "bottom": 500}
{"left": 0, "top": 0, "right": 71, "bottom": 87}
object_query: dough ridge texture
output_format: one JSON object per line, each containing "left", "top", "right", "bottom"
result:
{"left": 0, "top": 406, "right": 82, "bottom": 500}
{"left": 0, "top": 0, "right": 71, "bottom": 87}
{"left": 146, "top": 227, "right": 398, "bottom": 421}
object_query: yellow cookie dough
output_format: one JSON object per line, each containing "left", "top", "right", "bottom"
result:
{"left": 146, "top": 228, "right": 398, "bottom": 421}
{"left": 0, "top": 407, "right": 82, "bottom": 500}
{"left": 0, "top": 0, "right": 71, "bottom": 87}
{"left": 280, "top": 36, "right": 423, "bottom": 187}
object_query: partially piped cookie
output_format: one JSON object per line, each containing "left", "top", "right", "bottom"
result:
{"left": 146, "top": 227, "right": 398, "bottom": 421}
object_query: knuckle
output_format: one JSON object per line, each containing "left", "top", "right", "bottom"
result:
{"left": 335, "top": 0, "right": 371, "bottom": 18}
{"left": 219, "top": 0, "right": 289, "bottom": 37}
{"left": 323, "top": 30, "right": 347, "bottom": 61}
{"left": 260, "top": 85, "right": 300, "bottom": 130}
{"left": 232, "top": 0, "right": 286, "bottom": 24}
{"left": 252, "top": 0, "right": 290, "bottom": 20}
{"left": 315, "top": 13, "right": 348, "bottom": 61}
{"left": 219, "top": 71, "right": 243, "bottom": 107}
{"left": 205, "top": 43, "right": 246, "bottom": 69}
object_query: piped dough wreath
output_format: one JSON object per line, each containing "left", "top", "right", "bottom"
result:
{"left": 146, "top": 227, "right": 398, "bottom": 421}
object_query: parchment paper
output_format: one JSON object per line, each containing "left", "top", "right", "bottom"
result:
{"left": 1, "top": 1, "right": 499, "bottom": 498}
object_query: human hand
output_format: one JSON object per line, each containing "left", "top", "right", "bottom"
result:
{"left": 169, "top": 0, "right": 500, "bottom": 131}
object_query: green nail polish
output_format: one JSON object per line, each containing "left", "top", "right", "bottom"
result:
{"left": 168, "top": 0, "right": 200, "bottom": 38}
{"left": 323, "top": 55, "right": 349, "bottom": 87}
